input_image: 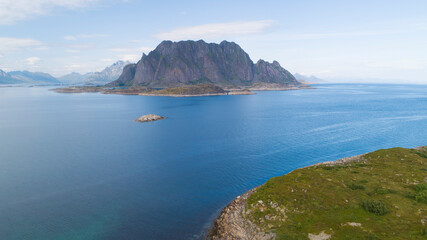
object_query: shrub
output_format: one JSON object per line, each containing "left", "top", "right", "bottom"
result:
{"left": 415, "top": 190, "right": 427, "bottom": 204}
{"left": 414, "top": 183, "right": 427, "bottom": 192}
{"left": 373, "top": 188, "right": 397, "bottom": 195}
{"left": 360, "top": 199, "right": 389, "bottom": 216}
{"left": 321, "top": 165, "right": 334, "bottom": 170}
{"left": 346, "top": 182, "right": 365, "bottom": 190}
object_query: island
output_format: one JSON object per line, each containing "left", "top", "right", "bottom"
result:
{"left": 208, "top": 146, "right": 427, "bottom": 240}
{"left": 134, "top": 114, "right": 167, "bottom": 123}
{"left": 52, "top": 40, "right": 314, "bottom": 97}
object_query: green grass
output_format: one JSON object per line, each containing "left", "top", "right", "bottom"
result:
{"left": 246, "top": 147, "right": 427, "bottom": 239}
{"left": 148, "top": 83, "right": 225, "bottom": 95}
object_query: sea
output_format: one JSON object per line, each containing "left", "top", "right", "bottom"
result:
{"left": 0, "top": 84, "right": 426, "bottom": 239}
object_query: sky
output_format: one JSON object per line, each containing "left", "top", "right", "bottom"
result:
{"left": 0, "top": 0, "right": 427, "bottom": 83}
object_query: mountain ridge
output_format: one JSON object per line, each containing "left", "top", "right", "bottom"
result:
{"left": 108, "top": 40, "right": 303, "bottom": 89}
{"left": 59, "top": 60, "right": 130, "bottom": 85}
{"left": 0, "top": 70, "right": 60, "bottom": 84}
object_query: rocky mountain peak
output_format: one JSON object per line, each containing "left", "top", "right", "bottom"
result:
{"left": 108, "top": 40, "right": 301, "bottom": 88}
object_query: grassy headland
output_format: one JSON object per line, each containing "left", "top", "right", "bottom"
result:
{"left": 245, "top": 147, "right": 427, "bottom": 239}
{"left": 209, "top": 147, "right": 426, "bottom": 239}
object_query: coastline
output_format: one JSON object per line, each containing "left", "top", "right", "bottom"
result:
{"left": 207, "top": 153, "right": 369, "bottom": 239}
{"left": 51, "top": 85, "right": 312, "bottom": 97}
{"left": 207, "top": 146, "right": 427, "bottom": 239}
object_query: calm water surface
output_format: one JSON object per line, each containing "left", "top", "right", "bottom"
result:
{"left": 0, "top": 84, "right": 426, "bottom": 239}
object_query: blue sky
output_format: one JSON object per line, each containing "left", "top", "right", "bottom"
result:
{"left": 0, "top": 0, "right": 426, "bottom": 83}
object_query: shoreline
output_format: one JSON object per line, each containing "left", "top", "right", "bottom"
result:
{"left": 206, "top": 153, "right": 368, "bottom": 239}
{"left": 50, "top": 85, "right": 311, "bottom": 97}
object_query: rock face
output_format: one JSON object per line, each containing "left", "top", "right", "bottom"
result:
{"left": 107, "top": 40, "right": 302, "bottom": 89}
{"left": 134, "top": 114, "right": 167, "bottom": 123}
{"left": 207, "top": 187, "right": 276, "bottom": 240}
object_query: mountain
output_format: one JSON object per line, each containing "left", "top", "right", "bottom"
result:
{"left": 86, "top": 61, "right": 130, "bottom": 84}
{"left": 0, "top": 70, "right": 60, "bottom": 84}
{"left": 294, "top": 73, "right": 326, "bottom": 84}
{"left": 0, "top": 69, "right": 19, "bottom": 84}
{"left": 108, "top": 40, "right": 302, "bottom": 88}
{"left": 59, "top": 61, "right": 130, "bottom": 85}
{"left": 58, "top": 72, "right": 91, "bottom": 84}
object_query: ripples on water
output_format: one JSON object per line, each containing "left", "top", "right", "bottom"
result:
{"left": 0, "top": 84, "right": 426, "bottom": 239}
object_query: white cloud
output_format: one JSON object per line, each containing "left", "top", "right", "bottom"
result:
{"left": 155, "top": 20, "right": 274, "bottom": 40}
{"left": 109, "top": 46, "right": 152, "bottom": 62}
{"left": 0, "top": 0, "right": 100, "bottom": 25}
{"left": 63, "top": 63, "right": 90, "bottom": 72}
{"left": 0, "top": 37, "right": 44, "bottom": 53}
{"left": 364, "top": 60, "right": 426, "bottom": 70}
{"left": 100, "top": 58, "right": 113, "bottom": 62}
{"left": 68, "top": 44, "right": 94, "bottom": 49}
{"left": 63, "top": 34, "right": 108, "bottom": 41}
{"left": 279, "top": 30, "right": 399, "bottom": 41}
{"left": 118, "top": 54, "right": 141, "bottom": 62}
{"left": 25, "top": 57, "right": 41, "bottom": 66}
{"left": 108, "top": 47, "right": 152, "bottom": 53}
{"left": 64, "top": 49, "right": 80, "bottom": 53}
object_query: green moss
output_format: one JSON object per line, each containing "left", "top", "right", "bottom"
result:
{"left": 246, "top": 147, "right": 427, "bottom": 239}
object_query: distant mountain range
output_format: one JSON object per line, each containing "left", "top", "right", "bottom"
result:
{"left": 59, "top": 60, "right": 130, "bottom": 85}
{"left": 0, "top": 61, "right": 130, "bottom": 85}
{"left": 0, "top": 70, "right": 60, "bottom": 85}
{"left": 108, "top": 40, "right": 303, "bottom": 89}
{"left": 293, "top": 73, "right": 326, "bottom": 84}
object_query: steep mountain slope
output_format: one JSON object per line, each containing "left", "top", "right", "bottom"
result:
{"left": 108, "top": 40, "right": 302, "bottom": 88}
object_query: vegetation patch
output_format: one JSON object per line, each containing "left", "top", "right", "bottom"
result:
{"left": 346, "top": 182, "right": 365, "bottom": 190}
{"left": 146, "top": 83, "right": 225, "bottom": 95}
{"left": 360, "top": 199, "right": 389, "bottom": 216}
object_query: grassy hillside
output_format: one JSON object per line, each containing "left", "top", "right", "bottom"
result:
{"left": 246, "top": 147, "right": 427, "bottom": 239}
{"left": 148, "top": 84, "right": 226, "bottom": 95}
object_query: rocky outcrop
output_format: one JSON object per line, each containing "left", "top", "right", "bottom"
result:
{"left": 207, "top": 187, "right": 276, "bottom": 240}
{"left": 107, "top": 40, "right": 304, "bottom": 89}
{"left": 134, "top": 114, "right": 167, "bottom": 123}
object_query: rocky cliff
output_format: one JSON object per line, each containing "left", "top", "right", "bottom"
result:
{"left": 107, "top": 40, "right": 302, "bottom": 89}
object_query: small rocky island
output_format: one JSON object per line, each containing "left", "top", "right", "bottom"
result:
{"left": 208, "top": 146, "right": 427, "bottom": 240}
{"left": 135, "top": 114, "right": 167, "bottom": 123}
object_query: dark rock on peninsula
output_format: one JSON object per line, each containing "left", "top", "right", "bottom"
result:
{"left": 107, "top": 40, "right": 304, "bottom": 89}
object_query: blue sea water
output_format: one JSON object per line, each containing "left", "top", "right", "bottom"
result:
{"left": 0, "top": 84, "right": 426, "bottom": 240}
